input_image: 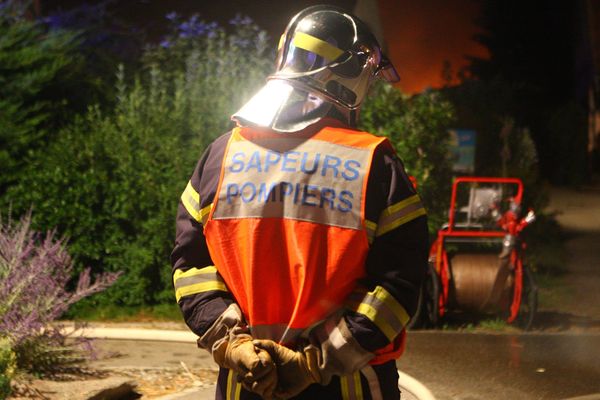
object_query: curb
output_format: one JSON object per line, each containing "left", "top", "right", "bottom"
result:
{"left": 65, "top": 327, "right": 199, "bottom": 343}
{"left": 399, "top": 371, "right": 436, "bottom": 400}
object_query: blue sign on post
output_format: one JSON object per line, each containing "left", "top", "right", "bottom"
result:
{"left": 449, "top": 129, "right": 476, "bottom": 174}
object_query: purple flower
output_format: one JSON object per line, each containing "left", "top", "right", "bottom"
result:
{"left": 0, "top": 212, "right": 121, "bottom": 373}
{"left": 168, "top": 14, "right": 220, "bottom": 41}
{"left": 229, "top": 14, "right": 253, "bottom": 26}
{"left": 166, "top": 11, "right": 178, "bottom": 22}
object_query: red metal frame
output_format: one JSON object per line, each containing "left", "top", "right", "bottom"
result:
{"left": 432, "top": 177, "right": 525, "bottom": 321}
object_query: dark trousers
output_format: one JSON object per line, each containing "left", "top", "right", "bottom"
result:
{"left": 214, "top": 360, "right": 400, "bottom": 400}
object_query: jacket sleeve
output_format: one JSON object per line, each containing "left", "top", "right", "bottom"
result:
{"left": 308, "top": 140, "right": 429, "bottom": 380}
{"left": 170, "top": 133, "right": 241, "bottom": 344}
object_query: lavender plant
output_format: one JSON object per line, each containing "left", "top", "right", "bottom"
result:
{"left": 0, "top": 212, "right": 121, "bottom": 375}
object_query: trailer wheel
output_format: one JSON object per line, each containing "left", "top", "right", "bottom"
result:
{"left": 407, "top": 262, "right": 440, "bottom": 329}
{"left": 513, "top": 266, "right": 538, "bottom": 330}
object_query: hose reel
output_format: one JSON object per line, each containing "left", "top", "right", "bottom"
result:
{"left": 449, "top": 253, "right": 513, "bottom": 313}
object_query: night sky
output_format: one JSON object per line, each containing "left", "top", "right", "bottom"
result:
{"left": 42, "top": 0, "right": 487, "bottom": 94}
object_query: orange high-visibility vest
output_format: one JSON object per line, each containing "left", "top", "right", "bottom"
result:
{"left": 204, "top": 126, "right": 403, "bottom": 360}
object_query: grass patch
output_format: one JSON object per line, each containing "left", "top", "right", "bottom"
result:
{"left": 64, "top": 302, "right": 182, "bottom": 322}
{"left": 477, "top": 318, "right": 508, "bottom": 331}
{"left": 437, "top": 313, "right": 514, "bottom": 332}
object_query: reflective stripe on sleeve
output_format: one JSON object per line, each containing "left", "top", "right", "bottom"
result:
{"left": 375, "top": 195, "right": 426, "bottom": 237}
{"left": 350, "top": 286, "right": 410, "bottom": 342}
{"left": 365, "top": 219, "right": 377, "bottom": 244}
{"left": 199, "top": 203, "right": 212, "bottom": 225}
{"left": 181, "top": 181, "right": 201, "bottom": 222}
{"left": 173, "top": 266, "right": 228, "bottom": 302}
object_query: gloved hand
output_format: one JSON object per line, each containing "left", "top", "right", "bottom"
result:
{"left": 213, "top": 334, "right": 278, "bottom": 398}
{"left": 253, "top": 339, "right": 322, "bottom": 399}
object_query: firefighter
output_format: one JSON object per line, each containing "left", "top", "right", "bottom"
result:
{"left": 171, "top": 5, "right": 428, "bottom": 399}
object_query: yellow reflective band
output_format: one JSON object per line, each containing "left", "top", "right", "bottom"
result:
{"left": 173, "top": 266, "right": 217, "bottom": 284}
{"left": 293, "top": 32, "right": 344, "bottom": 61}
{"left": 341, "top": 375, "right": 350, "bottom": 399}
{"left": 365, "top": 219, "right": 377, "bottom": 231}
{"left": 278, "top": 34, "right": 285, "bottom": 50}
{"left": 377, "top": 207, "right": 427, "bottom": 236}
{"left": 234, "top": 380, "right": 241, "bottom": 400}
{"left": 199, "top": 203, "right": 212, "bottom": 225}
{"left": 341, "top": 372, "right": 364, "bottom": 400}
{"left": 354, "top": 371, "right": 364, "bottom": 400}
{"left": 354, "top": 286, "right": 410, "bottom": 341}
{"left": 370, "top": 286, "right": 410, "bottom": 328}
{"left": 226, "top": 370, "right": 233, "bottom": 400}
{"left": 365, "top": 219, "right": 377, "bottom": 244}
{"left": 175, "top": 281, "right": 228, "bottom": 302}
{"left": 382, "top": 194, "right": 421, "bottom": 217}
{"left": 226, "top": 369, "right": 241, "bottom": 400}
{"left": 355, "top": 302, "right": 397, "bottom": 341}
{"left": 181, "top": 181, "right": 201, "bottom": 222}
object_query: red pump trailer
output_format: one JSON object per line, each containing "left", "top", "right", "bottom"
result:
{"left": 409, "top": 177, "right": 538, "bottom": 330}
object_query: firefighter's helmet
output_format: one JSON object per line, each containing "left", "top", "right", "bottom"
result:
{"left": 232, "top": 5, "right": 399, "bottom": 132}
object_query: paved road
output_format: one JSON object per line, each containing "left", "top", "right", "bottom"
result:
{"left": 399, "top": 331, "right": 600, "bottom": 400}
{"left": 88, "top": 330, "right": 600, "bottom": 400}
{"left": 545, "top": 182, "right": 600, "bottom": 323}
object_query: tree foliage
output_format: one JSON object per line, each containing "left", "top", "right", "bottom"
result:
{"left": 0, "top": 6, "right": 82, "bottom": 195}
{"left": 360, "top": 83, "right": 455, "bottom": 232}
{"left": 3, "top": 15, "right": 273, "bottom": 307}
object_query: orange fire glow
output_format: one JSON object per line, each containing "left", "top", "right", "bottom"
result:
{"left": 378, "top": 0, "right": 490, "bottom": 94}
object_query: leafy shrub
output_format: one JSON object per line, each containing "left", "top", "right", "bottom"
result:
{"left": 0, "top": 213, "right": 120, "bottom": 376}
{"left": 0, "top": 337, "right": 15, "bottom": 398}
{"left": 0, "top": 2, "right": 83, "bottom": 195}
{"left": 360, "top": 83, "right": 456, "bottom": 232}
{"left": 3, "top": 15, "right": 273, "bottom": 308}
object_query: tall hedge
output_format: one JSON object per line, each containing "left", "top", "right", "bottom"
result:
{"left": 0, "top": 7, "right": 82, "bottom": 195}
{"left": 4, "top": 16, "right": 273, "bottom": 306}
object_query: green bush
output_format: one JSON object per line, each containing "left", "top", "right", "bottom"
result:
{"left": 360, "top": 83, "right": 456, "bottom": 232}
{"left": 4, "top": 17, "right": 273, "bottom": 308}
{"left": 0, "top": 9, "right": 83, "bottom": 195}
{"left": 0, "top": 337, "right": 15, "bottom": 399}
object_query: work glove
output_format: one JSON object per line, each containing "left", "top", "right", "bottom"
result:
{"left": 213, "top": 331, "right": 278, "bottom": 398}
{"left": 253, "top": 339, "right": 322, "bottom": 399}
{"left": 198, "top": 304, "right": 277, "bottom": 398}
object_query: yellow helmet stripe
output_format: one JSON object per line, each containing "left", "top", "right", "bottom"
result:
{"left": 293, "top": 31, "right": 345, "bottom": 61}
